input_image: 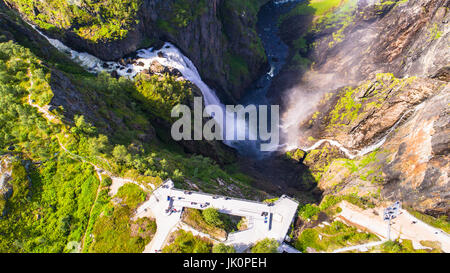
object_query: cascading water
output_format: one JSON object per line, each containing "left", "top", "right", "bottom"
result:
{"left": 28, "top": 0, "right": 302, "bottom": 158}
{"left": 29, "top": 22, "right": 250, "bottom": 151}
{"left": 229, "top": 0, "right": 300, "bottom": 157}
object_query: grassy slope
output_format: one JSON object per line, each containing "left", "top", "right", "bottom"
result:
{"left": 0, "top": 8, "right": 260, "bottom": 252}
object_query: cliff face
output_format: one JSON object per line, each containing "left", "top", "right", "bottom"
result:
{"left": 7, "top": 0, "right": 269, "bottom": 102}
{"left": 309, "top": 0, "right": 449, "bottom": 82}
{"left": 298, "top": 75, "right": 448, "bottom": 217}
{"left": 278, "top": 0, "right": 449, "bottom": 216}
{"left": 270, "top": 0, "right": 449, "bottom": 103}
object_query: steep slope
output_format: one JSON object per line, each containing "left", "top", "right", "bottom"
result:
{"left": 5, "top": 0, "right": 270, "bottom": 101}
{"left": 0, "top": 6, "right": 269, "bottom": 252}
{"left": 275, "top": 0, "right": 449, "bottom": 217}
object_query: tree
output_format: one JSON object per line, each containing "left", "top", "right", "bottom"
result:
{"left": 202, "top": 208, "right": 223, "bottom": 228}
{"left": 71, "top": 115, "right": 97, "bottom": 135}
{"left": 212, "top": 243, "right": 236, "bottom": 253}
{"left": 112, "top": 145, "right": 129, "bottom": 164}
{"left": 251, "top": 238, "right": 279, "bottom": 253}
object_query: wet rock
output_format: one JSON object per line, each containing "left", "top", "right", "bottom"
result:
{"left": 431, "top": 66, "right": 450, "bottom": 82}
{"left": 119, "top": 58, "right": 127, "bottom": 66}
{"left": 149, "top": 60, "right": 165, "bottom": 73}
{"left": 111, "top": 70, "right": 119, "bottom": 79}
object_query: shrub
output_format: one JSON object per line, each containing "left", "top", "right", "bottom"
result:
{"left": 115, "top": 183, "right": 146, "bottom": 209}
{"left": 251, "top": 238, "right": 279, "bottom": 253}
{"left": 212, "top": 243, "right": 236, "bottom": 253}
{"left": 202, "top": 208, "right": 224, "bottom": 228}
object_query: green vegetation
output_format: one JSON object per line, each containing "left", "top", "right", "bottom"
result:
{"left": 263, "top": 197, "right": 279, "bottom": 204}
{"left": 0, "top": 10, "right": 258, "bottom": 252}
{"left": 225, "top": 53, "right": 250, "bottom": 86}
{"left": 428, "top": 23, "right": 443, "bottom": 41}
{"left": 302, "top": 143, "right": 342, "bottom": 182}
{"left": 374, "top": 0, "right": 409, "bottom": 12}
{"left": 87, "top": 183, "right": 154, "bottom": 253}
{"left": 115, "top": 183, "right": 146, "bottom": 209}
{"left": 367, "top": 239, "right": 441, "bottom": 253}
{"left": 280, "top": 0, "right": 359, "bottom": 69}
{"left": 165, "top": 0, "right": 207, "bottom": 29}
{"left": 327, "top": 86, "right": 363, "bottom": 128}
{"left": 133, "top": 74, "right": 193, "bottom": 121}
{"left": 294, "top": 220, "right": 379, "bottom": 252}
{"left": 282, "top": 0, "right": 343, "bottom": 19}
{"left": 326, "top": 73, "right": 414, "bottom": 131}
{"left": 182, "top": 208, "right": 227, "bottom": 240}
{"left": 298, "top": 194, "right": 374, "bottom": 221}
{"left": 202, "top": 208, "right": 224, "bottom": 228}
{"left": 212, "top": 243, "right": 236, "bottom": 253}
{"left": 405, "top": 208, "right": 450, "bottom": 233}
{"left": 182, "top": 208, "right": 241, "bottom": 240}
{"left": 251, "top": 238, "right": 279, "bottom": 253}
{"left": 8, "top": 0, "right": 142, "bottom": 42}
{"left": 163, "top": 229, "right": 212, "bottom": 253}
{"left": 0, "top": 40, "right": 103, "bottom": 252}
{"left": 286, "top": 149, "right": 307, "bottom": 162}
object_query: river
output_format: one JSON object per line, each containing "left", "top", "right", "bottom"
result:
{"left": 228, "top": 0, "right": 300, "bottom": 157}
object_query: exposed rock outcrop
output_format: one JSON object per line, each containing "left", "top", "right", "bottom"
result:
{"left": 275, "top": 0, "right": 449, "bottom": 216}
{"left": 270, "top": 0, "right": 449, "bottom": 104}
{"left": 8, "top": 0, "right": 270, "bottom": 102}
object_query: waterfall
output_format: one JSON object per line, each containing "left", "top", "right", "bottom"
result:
{"left": 29, "top": 23, "right": 257, "bottom": 151}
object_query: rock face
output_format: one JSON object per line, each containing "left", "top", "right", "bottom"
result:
{"left": 275, "top": 0, "right": 450, "bottom": 216}
{"left": 311, "top": 0, "right": 449, "bottom": 82}
{"left": 270, "top": 0, "right": 449, "bottom": 104}
{"left": 295, "top": 78, "right": 449, "bottom": 217}
{"left": 300, "top": 74, "right": 446, "bottom": 150}
{"left": 10, "top": 0, "right": 269, "bottom": 102}
{"left": 382, "top": 87, "right": 449, "bottom": 217}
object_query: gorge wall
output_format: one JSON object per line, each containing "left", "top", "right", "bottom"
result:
{"left": 276, "top": 0, "right": 449, "bottom": 216}
{"left": 5, "top": 0, "right": 271, "bottom": 102}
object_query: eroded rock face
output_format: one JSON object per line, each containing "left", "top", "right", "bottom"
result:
{"left": 299, "top": 79, "right": 448, "bottom": 215}
{"left": 311, "top": 0, "right": 449, "bottom": 83}
{"left": 273, "top": 0, "right": 449, "bottom": 215}
{"left": 382, "top": 87, "right": 449, "bottom": 217}
{"left": 271, "top": 0, "right": 449, "bottom": 104}
{"left": 303, "top": 75, "right": 445, "bottom": 150}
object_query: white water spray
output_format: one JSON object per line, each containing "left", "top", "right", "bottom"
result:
{"left": 29, "top": 23, "right": 264, "bottom": 151}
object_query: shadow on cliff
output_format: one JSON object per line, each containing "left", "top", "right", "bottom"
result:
{"left": 235, "top": 151, "right": 322, "bottom": 205}
{"left": 266, "top": 0, "right": 316, "bottom": 108}
{"left": 231, "top": 1, "right": 321, "bottom": 204}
